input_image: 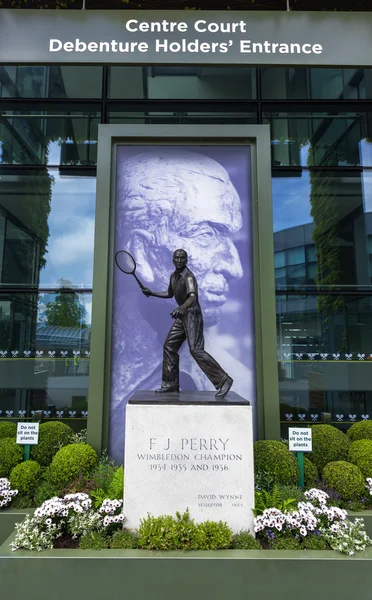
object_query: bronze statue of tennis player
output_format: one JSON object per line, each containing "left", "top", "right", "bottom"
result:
{"left": 141, "top": 249, "right": 233, "bottom": 398}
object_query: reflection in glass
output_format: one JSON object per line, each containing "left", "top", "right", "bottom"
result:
{"left": 0, "top": 105, "right": 100, "bottom": 165}
{"left": 261, "top": 67, "right": 371, "bottom": 100}
{"left": 0, "top": 289, "right": 91, "bottom": 422}
{"left": 108, "top": 110, "right": 256, "bottom": 125}
{"left": 264, "top": 109, "right": 372, "bottom": 167}
{"left": 109, "top": 66, "right": 256, "bottom": 99}
{"left": 273, "top": 170, "right": 372, "bottom": 287}
{"left": 0, "top": 168, "right": 96, "bottom": 288}
{"left": 277, "top": 293, "right": 372, "bottom": 435}
{"left": 0, "top": 66, "right": 103, "bottom": 99}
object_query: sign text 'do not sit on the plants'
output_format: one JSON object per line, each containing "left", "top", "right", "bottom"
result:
{"left": 288, "top": 428, "right": 312, "bottom": 452}
{"left": 16, "top": 423, "right": 39, "bottom": 446}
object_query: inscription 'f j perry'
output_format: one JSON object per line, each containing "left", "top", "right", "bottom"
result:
{"left": 149, "top": 437, "right": 230, "bottom": 451}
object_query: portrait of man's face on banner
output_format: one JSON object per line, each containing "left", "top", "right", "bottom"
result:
{"left": 109, "top": 145, "right": 255, "bottom": 463}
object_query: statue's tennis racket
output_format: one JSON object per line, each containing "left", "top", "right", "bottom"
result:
{"left": 114, "top": 250, "right": 146, "bottom": 291}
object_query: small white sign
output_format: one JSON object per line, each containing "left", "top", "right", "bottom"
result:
{"left": 16, "top": 423, "right": 39, "bottom": 445}
{"left": 288, "top": 427, "right": 312, "bottom": 452}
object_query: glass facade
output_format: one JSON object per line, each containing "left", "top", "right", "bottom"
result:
{"left": 1, "top": 64, "right": 372, "bottom": 436}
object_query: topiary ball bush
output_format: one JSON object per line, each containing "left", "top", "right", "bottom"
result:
{"left": 0, "top": 437, "right": 23, "bottom": 477}
{"left": 48, "top": 443, "right": 98, "bottom": 489}
{"left": 9, "top": 460, "right": 41, "bottom": 496}
{"left": 308, "top": 425, "right": 350, "bottom": 472}
{"left": 348, "top": 440, "right": 372, "bottom": 478}
{"left": 254, "top": 440, "right": 299, "bottom": 487}
{"left": 322, "top": 461, "right": 365, "bottom": 500}
{"left": 347, "top": 421, "right": 372, "bottom": 443}
{"left": 30, "top": 421, "right": 74, "bottom": 467}
{"left": 304, "top": 457, "right": 319, "bottom": 489}
{"left": 0, "top": 422, "right": 16, "bottom": 440}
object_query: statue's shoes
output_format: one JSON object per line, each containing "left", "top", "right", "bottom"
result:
{"left": 215, "top": 376, "right": 233, "bottom": 399}
{"left": 155, "top": 386, "right": 179, "bottom": 393}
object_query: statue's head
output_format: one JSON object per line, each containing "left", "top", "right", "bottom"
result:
{"left": 173, "top": 249, "right": 188, "bottom": 272}
{"left": 117, "top": 149, "right": 243, "bottom": 326}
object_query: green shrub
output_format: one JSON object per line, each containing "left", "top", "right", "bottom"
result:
{"left": 308, "top": 425, "right": 350, "bottom": 472}
{"left": 48, "top": 443, "right": 98, "bottom": 489}
{"left": 347, "top": 421, "right": 372, "bottom": 443}
{"left": 107, "top": 466, "right": 124, "bottom": 499}
{"left": 91, "top": 465, "right": 124, "bottom": 508}
{"left": 348, "top": 440, "right": 372, "bottom": 478}
{"left": 271, "top": 534, "right": 300, "bottom": 550}
{"left": 197, "top": 520, "right": 233, "bottom": 550}
{"left": 30, "top": 421, "right": 74, "bottom": 467}
{"left": 0, "top": 438, "right": 23, "bottom": 477}
{"left": 137, "top": 511, "right": 232, "bottom": 551}
{"left": 254, "top": 440, "right": 299, "bottom": 487}
{"left": 11, "top": 495, "right": 34, "bottom": 509}
{"left": 89, "top": 452, "right": 116, "bottom": 491}
{"left": 278, "top": 485, "right": 306, "bottom": 504}
{"left": 0, "top": 422, "right": 16, "bottom": 440}
{"left": 33, "top": 478, "right": 59, "bottom": 506}
{"left": 9, "top": 460, "right": 41, "bottom": 496}
{"left": 138, "top": 514, "right": 183, "bottom": 550}
{"left": 304, "top": 458, "right": 319, "bottom": 489}
{"left": 322, "top": 461, "right": 365, "bottom": 500}
{"left": 79, "top": 532, "right": 109, "bottom": 550}
{"left": 254, "top": 484, "right": 298, "bottom": 516}
{"left": 254, "top": 469, "right": 275, "bottom": 492}
{"left": 110, "top": 529, "right": 138, "bottom": 549}
{"left": 231, "top": 531, "right": 261, "bottom": 550}
{"left": 301, "top": 534, "right": 329, "bottom": 550}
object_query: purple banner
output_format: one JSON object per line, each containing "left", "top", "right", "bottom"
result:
{"left": 109, "top": 145, "right": 255, "bottom": 463}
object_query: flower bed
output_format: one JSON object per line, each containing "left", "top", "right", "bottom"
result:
{"left": 5, "top": 488, "right": 371, "bottom": 556}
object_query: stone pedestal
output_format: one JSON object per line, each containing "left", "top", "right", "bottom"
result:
{"left": 123, "top": 391, "right": 255, "bottom": 533}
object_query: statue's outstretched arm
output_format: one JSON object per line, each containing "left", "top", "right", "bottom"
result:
{"left": 142, "top": 278, "right": 173, "bottom": 299}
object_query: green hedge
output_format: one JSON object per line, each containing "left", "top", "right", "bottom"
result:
{"left": 254, "top": 440, "right": 299, "bottom": 487}
{"left": 30, "top": 421, "right": 74, "bottom": 466}
{"left": 0, "top": 438, "right": 23, "bottom": 477}
{"left": 304, "top": 457, "right": 319, "bottom": 489}
{"left": 0, "top": 422, "right": 16, "bottom": 440}
{"left": 48, "top": 443, "right": 98, "bottom": 489}
{"left": 347, "top": 421, "right": 372, "bottom": 443}
{"left": 322, "top": 460, "right": 365, "bottom": 500}
{"left": 308, "top": 425, "right": 350, "bottom": 472}
{"left": 348, "top": 439, "right": 372, "bottom": 478}
{"left": 9, "top": 460, "right": 41, "bottom": 496}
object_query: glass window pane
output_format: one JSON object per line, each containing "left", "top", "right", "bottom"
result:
{"left": 0, "top": 66, "right": 103, "bottom": 99}
{"left": 148, "top": 67, "right": 256, "bottom": 99}
{"left": 0, "top": 103, "right": 100, "bottom": 165}
{"left": 108, "top": 110, "right": 257, "bottom": 125}
{"left": 274, "top": 251, "right": 285, "bottom": 268}
{"left": 0, "top": 168, "right": 96, "bottom": 288}
{"left": 0, "top": 290, "right": 91, "bottom": 425}
{"left": 109, "top": 67, "right": 145, "bottom": 99}
{"left": 264, "top": 108, "right": 369, "bottom": 167}
{"left": 277, "top": 294, "right": 372, "bottom": 434}
{"left": 108, "top": 66, "right": 256, "bottom": 99}
{"left": 272, "top": 170, "right": 372, "bottom": 287}
{"left": 261, "top": 67, "right": 369, "bottom": 100}
{"left": 287, "top": 247, "right": 305, "bottom": 266}
{"left": 306, "top": 245, "right": 317, "bottom": 263}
